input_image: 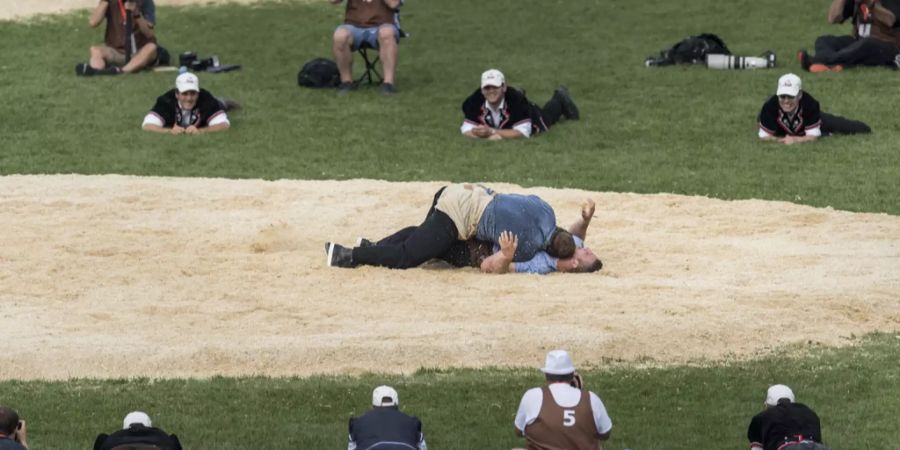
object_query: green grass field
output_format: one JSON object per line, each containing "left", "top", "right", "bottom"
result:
{"left": 1, "top": 0, "right": 899, "bottom": 448}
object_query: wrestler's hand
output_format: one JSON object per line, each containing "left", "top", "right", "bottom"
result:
{"left": 498, "top": 231, "right": 518, "bottom": 260}
{"left": 170, "top": 125, "right": 185, "bottom": 135}
{"left": 184, "top": 125, "right": 201, "bottom": 135}
{"left": 581, "top": 198, "right": 596, "bottom": 222}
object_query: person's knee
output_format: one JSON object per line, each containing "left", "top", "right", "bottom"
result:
{"left": 90, "top": 46, "right": 104, "bottom": 57}
{"left": 333, "top": 27, "right": 352, "bottom": 46}
{"left": 377, "top": 26, "right": 397, "bottom": 44}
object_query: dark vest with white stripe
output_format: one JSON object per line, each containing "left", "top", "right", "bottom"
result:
{"left": 349, "top": 407, "right": 422, "bottom": 450}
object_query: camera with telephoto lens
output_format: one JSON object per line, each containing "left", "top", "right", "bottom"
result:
{"left": 178, "top": 51, "right": 220, "bottom": 71}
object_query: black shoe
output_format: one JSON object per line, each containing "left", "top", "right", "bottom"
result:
{"left": 356, "top": 237, "right": 375, "bottom": 247}
{"left": 337, "top": 82, "right": 355, "bottom": 94}
{"left": 554, "top": 86, "right": 580, "bottom": 120}
{"left": 381, "top": 83, "right": 396, "bottom": 95}
{"left": 797, "top": 49, "right": 811, "bottom": 71}
{"left": 76, "top": 63, "right": 97, "bottom": 76}
{"left": 94, "top": 66, "right": 122, "bottom": 76}
{"left": 326, "top": 242, "right": 357, "bottom": 268}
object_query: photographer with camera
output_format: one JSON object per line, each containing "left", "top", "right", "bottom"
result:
{"left": 142, "top": 72, "right": 236, "bottom": 135}
{"left": 758, "top": 73, "right": 870, "bottom": 144}
{"left": 0, "top": 406, "right": 28, "bottom": 450}
{"left": 798, "top": 0, "right": 900, "bottom": 72}
{"left": 512, "top": 350, "right": 612, "bottom": 450}
{"left": 76, "top": 0, "right": 160, "bottom": 76}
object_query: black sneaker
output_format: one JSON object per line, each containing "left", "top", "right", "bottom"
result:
{"left": 356, "top": 237, "right": 375, "bottom": 247}
{"left": 381, "top": 83, "right": 396, "bottom": 95}
{"left": 75, "top": 63, "right": 97, "bottom": 76}
{"left": 337, "top": 82, "right": 355, "bottom": 94}
{"left": 326, "top": 242, "right": 357, "bottom": 268}
{"left": 797, "top": 50, "right": 811, "bottom": 71}
{"left": 554, "top": 86, "right": 580, "bottom": 120}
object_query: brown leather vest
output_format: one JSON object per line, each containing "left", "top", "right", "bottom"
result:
{"left": 526, "top": 386, "right": 600, "bottom": 450}
{"left": 104, "top": 0, "right": 155, "bottom": 51}
{"left": 344, "top": 0, "right": 394, "bottom": 27}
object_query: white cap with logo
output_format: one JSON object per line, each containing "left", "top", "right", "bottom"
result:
{"left": 765, "top": 384, "right": 795, "bottom": 406}
{"left": 541, "top": 350, "right": 577, "bottom": 375}
{"left": 481, "top": 69, "right": 505, "bottom": 88}
{"left": 176, "top": 72, "right": 200, "bottom": 93}
{"left": 122, "top": 411, "right": 152, "bottom": 429}
{"left": 776, "top": 73, "right": 801, "bottom": 97}
{"left": 372, "top": 385, "right": 399, "bottom": 407}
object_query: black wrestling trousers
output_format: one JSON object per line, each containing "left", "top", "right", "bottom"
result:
{"left": 821, "top": 112, "right": 872, "bottom": 135}
{"left": 353, "top": 210, "right": 459, "bottom": 269}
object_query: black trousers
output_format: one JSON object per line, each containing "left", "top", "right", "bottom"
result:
{"left": 352, "top": 187, "right": 460, "bottom": 269}
{"left": 375, "top": 227, "right": 494, "bottom": 268}
{"left": 540, "top": 94, "right": 564, "bottom": 128}
{"left": 813, "top": 35, "right": 899, "bottom": 66}
{"left": 821, "top": 112, "right": 871, "bottom": 135}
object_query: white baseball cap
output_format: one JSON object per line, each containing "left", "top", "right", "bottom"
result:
{"left": 776, "top": 73, "right": 801, "bottom": 97}
{"left": 122, "top": 411, "right": 152, "bottom": 429}
{"left": 175, "top": 72, "right": 200, "bottom": 93}
{"left": 481, "top": 69, "right": 505, "bottom": 88}
{"left": 541, "top": 350, "right": 576, "bottom": 375}
{"left": 372, "top": 385, "right": 399, "bottom": 407}
{"left": 765, "top": 384, "right": 795, "bottom": 406}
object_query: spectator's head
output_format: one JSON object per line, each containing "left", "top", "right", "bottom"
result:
{"left": 372, "top": 385, "right": 399, "bottom": 409}
{"left": 480, "top": 69, "right": 506, "bottom": 105}
{"left": 122, "top": 411, "right": 152, "bottom": 429}
{"left": 0, "top": 406, "right": 20, "bottom": 436}
{"left": 547, "top": 228, "right": 576, "bottom": 259}
{"left": 765, "top": 384, "right": 795, "bottom": 408}
{"left": 776, "top": 73, "right": 802, "bottom": 113}
{"left": 175, "top": 72, "right": 200, "bottom": 109}
{"left": 541, "top": 350, "right": 576, "bottom": 383}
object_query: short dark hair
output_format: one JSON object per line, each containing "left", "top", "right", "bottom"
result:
{"left": 0, "top": 406, "right": 20, "bottom": 435}
{"left": 548, "top": 229, "right": 575, "bottom": 259}
{"left": 545, "top": 373, "right": 575, "bottom": 383}
{"left": 575, "top": 258, "right": 603, "bottom": 273}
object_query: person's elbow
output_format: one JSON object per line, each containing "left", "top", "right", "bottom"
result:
{"left": 598, "top": 430, "right": 611, "bottom": 441}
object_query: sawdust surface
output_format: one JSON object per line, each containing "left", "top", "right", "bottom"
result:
{"left": 2, "top": 175, "right": 899, "bottom": 380}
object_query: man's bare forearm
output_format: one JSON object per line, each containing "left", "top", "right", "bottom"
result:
{"left": 89, "top": 1, "right": 108, "bottom": 27}
{"left": 134, "top": 15, "right": 155, "bottom": 40}
{"left": 828, "top": 0, "right": 847, "bottom": 23}
{"left": 873, "top": 2, "right": 897, "bottom": 27}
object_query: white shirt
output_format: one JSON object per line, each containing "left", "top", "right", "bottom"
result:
{"left": 514, "top": 383, "right": 612, "bottom": 435}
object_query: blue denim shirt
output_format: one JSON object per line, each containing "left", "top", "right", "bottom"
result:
{"left": 513, "top": 236, "right": 584, "bottom": 274}
{"left": 476, "top": 194, "right": 557, "bottom": 262}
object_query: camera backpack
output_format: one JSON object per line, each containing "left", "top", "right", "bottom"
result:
{"left": 298, "top": 58, "right": 341, "bottom": 88}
